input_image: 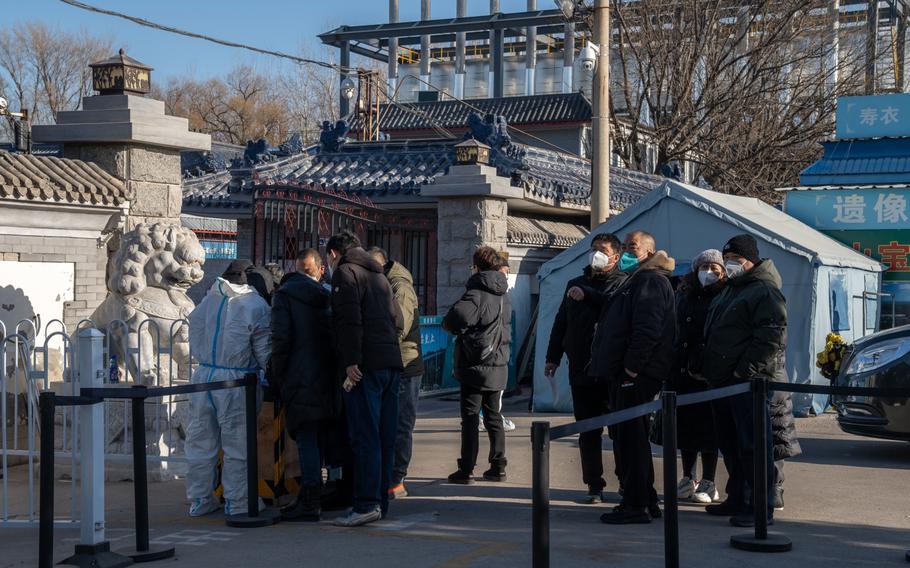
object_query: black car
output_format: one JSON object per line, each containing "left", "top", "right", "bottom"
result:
{"left": 834, "top": 325, "right": 910, "bottom": 441}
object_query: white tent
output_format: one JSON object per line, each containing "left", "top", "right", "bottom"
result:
{"left": 534, "top": 181, "right": 884, "bottom": 416}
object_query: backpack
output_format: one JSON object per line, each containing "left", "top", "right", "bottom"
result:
{"left": 458, "top": 296, "right": 504, "bottom": 366}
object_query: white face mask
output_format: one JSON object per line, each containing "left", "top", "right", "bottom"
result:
{"left": 589, "top": 251, "right": 611, "bottom": 271}
{"left": 698, "top": 269, "right": 719, "bottom": 287}
{"left": 724, "top": 260, "right": 745, "bottom": 279}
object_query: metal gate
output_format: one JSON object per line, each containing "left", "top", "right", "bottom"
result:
{"left": 253, "top": 182, "right": 437, "bottom": 314}
{"left": 1, "top": 316, "right": 192, "bottom": 528}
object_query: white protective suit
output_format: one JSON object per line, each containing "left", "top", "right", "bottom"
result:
{"left": 185, "top": 278, "right": 271, "bottom": 516}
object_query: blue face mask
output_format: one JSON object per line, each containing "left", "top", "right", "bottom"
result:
{"left": 619, "top": 252, "right": 640, "bottom": 272}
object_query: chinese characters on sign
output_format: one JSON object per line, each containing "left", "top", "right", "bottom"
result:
{"left": 859, "top": 106, "right": 900, "bottom": 126}
{"left": 787, "top": 189, "right": 910, "bottom": 230}
{"left": 827, "top": 230, "right": 910, "bottom": 281}
{"left": 833, "top": 193, "right": 908, "bottom": 225}
{"left": 837, "top": 93, "right": 910, "bottom": 138}
{"left": 877, "top": 241, "right": 910, "bottom": 272}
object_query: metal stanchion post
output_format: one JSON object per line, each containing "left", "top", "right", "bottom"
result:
{"left": 38, "top": 392, "right": 55, "bottom": 568}
{"left": 226, "top": 374, "right": 280, "bottom": 528}
{"left": 531, "top": 421, "right": 550, "bottom": 568}
{"left": 661, "top": 391, "right": 679, "bottom": 568}
{"left": 116, "top": 391, "right": 174, "bottom": 562}
{"left": 731, "top": 377, "right": 791, "bottom": 553}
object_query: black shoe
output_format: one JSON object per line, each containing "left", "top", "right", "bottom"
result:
{"left": 281, "top": 485, "right": 321, "bottom": 522}
{"left": 773, "top": 487, "right": 784, "bottom": 511}
{"left": 482, "top": 468, "right": 507, "bottom": 482}
{"left": 601, "top": 507, "right": 651, "bottom": 524}
{"left": 729, "top": 512, "right": 774, "bottom": 528}
{"left": 321, "top": 476, "right": 353, "bottom": 512}
{"left": 648, "top": 503, "right": 662, "bottom": 519}
{"left": 706, "top": 500, "right": 743, "bottom": 517}
{"left": 447, "top": 469, "right": 474, "bottom": 485}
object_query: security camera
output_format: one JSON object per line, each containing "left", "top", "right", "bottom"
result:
{"left": 578, "top": 43, "right": 601, "bottom": 72}
{"left": 340, "top": 78, "right": 356, "bottom": 100}
{"left": 0, "top": 97, "right": 7, "bottom": 113}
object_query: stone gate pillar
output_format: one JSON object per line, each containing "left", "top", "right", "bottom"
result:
{"left": 32, "top": 50, "right": 210, "bottom": 228}
{"left": 423, "top": 140, "right": 521, "bottom": 313}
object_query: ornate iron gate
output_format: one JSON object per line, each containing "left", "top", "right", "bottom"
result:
{"left": 253, "top": 182, "right": 437, "bottom": 314}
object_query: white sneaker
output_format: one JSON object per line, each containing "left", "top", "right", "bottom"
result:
{"left": 677, "top": 477, "right": 696, "bottom": 500}
{"left": 333, "top": 507, "right": 382, "bottom": 527}
{"left": 189, "top": 497, "right": 221, "bottom": 517}
{"left": 692, "top": 479, "right": 720, "bottom": 504}
{"left": 503, "top": 417, "right": 516, "bottom": 432}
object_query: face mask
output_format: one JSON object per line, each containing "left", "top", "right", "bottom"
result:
{"left": 698, "top": 270, "right": 719, "bottom": 287}
{"left": 724, "top": 260, "right": 745, "bottom": 279}
{"left": 619, "top": 252, "right": 640, "bottom": 273}
{"left": 589, "top": 251, "right": 611, "bottom": 271}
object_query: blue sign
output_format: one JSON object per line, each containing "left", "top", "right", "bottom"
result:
{"left": 785, "top": 188, "right": 910, "bottom": 230}
{"left": 200, "top": 240, "right": 237, "bottom": 260}
{"left": 837, "top": 94, "right": 910, "bottom": 139}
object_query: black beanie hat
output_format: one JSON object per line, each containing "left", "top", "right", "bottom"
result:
{"left": 723, "top": 234, "right": 760, "bottom": 264}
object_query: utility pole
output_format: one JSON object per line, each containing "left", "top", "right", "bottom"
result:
{"left": 590, "top": 0, "right": 610, "bottom": 228}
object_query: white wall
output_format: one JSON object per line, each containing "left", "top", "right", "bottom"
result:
{"left": 0, "top": 261, "right": 75, "bottom": 345}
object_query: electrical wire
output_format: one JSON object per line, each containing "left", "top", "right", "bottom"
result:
{"left": 58, "top": 0, "right": 358, "bottom": 73}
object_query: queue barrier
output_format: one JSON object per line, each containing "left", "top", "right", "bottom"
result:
{"left": 531, "top": 378, "right": 910, "bottom": 568}
{"left": 39, "top": 374, "right": 278, "bottom": 568}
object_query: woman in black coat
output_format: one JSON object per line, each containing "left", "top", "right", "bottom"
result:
{"left": 670, "top": 250, "right": 726, "bottom": 504}
{"left": 442, "top": 246, "right": 512, "bottom": 485}
{"left": 270, "top": 270, "right": 341, "bottom": 521}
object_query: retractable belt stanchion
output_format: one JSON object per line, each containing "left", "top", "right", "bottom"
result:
{"left": 531, "top": 421, "right": 550, "bottom": 568}
{"left": 38, "top": 392, "right": 56, "bottom": 568}
{"left": 225, "top": 374, "right": 280, "bottom": 528}
{"left": 730, "top": 377, "right": 791, "bottom": 553}
{"left": 661, "top": 391, "right": 680, "bottom": 568}
{"left": 116, "top": 387, "right": 175, "bottom": 562}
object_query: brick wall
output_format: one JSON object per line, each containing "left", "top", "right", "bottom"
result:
{"left": 0, "top": 234, "right": 109, "bottom": 329}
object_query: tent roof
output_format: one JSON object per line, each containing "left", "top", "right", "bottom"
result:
{"left": 539, "top": 180, "right": 883, "bottom": 280}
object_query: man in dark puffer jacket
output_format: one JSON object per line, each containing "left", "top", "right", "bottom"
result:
{"left": 270, "top": 252, "right": 339, "bottom": 522}
{"left": 443, "top": 246, "right": 512, "bottom": 485}
{"left": 327, "top": 231, "right": 404, "bottom": 528}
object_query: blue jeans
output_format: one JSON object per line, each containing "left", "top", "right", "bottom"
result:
{"left": 295, "top": 422, "right": 322, "bottom": 488}
{"left": 392, "top": 375, "right": 421, "bottom": 486}
{"left": 343, "top": 369, "right": 400, "bottom": 514}
{"left": 729, "top": 390, "right": 775, "bottom": 517}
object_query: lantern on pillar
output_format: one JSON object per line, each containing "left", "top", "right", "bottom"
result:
{"left": 90, "top": 49, "right": 153, "bottom": 96}
{"left": 455, "top": 138, "right": 491, "bottom": 166}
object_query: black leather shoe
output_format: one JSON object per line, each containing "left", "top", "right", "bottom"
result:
{"left": 648, "top": 503, "right": 662, "bottom": 519}
{"left": 706, "top": 500, "right": 743, "bottom": 517}
{"left": 601, "top": 507, "right": 651, "bottom": 524}
{"left": 281, "top": 485, "right": 321, "bottom": 522}
{"left": 482, "top": 468, "right": 507, "bottom": 482}
{"left": 447, "top": 469, "right": 474, "bottom": 485}
{"left": 729, "top": 512, "right": 774, "bottom": 527}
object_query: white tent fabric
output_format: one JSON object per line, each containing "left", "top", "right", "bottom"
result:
{"left": 534, "top": 181, "right": 883, "bottom": 416}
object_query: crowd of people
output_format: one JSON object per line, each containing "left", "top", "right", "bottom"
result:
{"left": 181, "top": 226, "right": 799, "bottom": 531}
{"left": 546, "top": 231, "right": 799, "bottom": 526}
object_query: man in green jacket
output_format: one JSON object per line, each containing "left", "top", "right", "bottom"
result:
{"left": 368, "top": 248, "right": 424, "bottom": 500}
{"left": 703, "top": 234, "right": 787, "bottom": 528}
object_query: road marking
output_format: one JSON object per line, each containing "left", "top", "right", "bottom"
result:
{"left": 150, "top": 529, "right": 239, "bottom": 547}
{"left": 371, "top": 511, "right": 439, "bottom": 531}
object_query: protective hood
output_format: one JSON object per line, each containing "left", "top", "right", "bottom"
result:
{"left": 729, "top": 258, "right": 783, "bottom": 289}
{"left": 638, "top": 250, "right": 676, "bottom": 275}
{"left": 340, "top": 247, "right": 384, "bottom": 273}
{"left": 466, "top": 270, "right": 508, "bottom": 296}
{"left": 209, "top": 277, "right": 255, "bottom": 299}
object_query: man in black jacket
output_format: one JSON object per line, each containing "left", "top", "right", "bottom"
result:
{"left": 591, "top": 231, "right": 676, "bottom": 525}
{"left": 326, "top": 231, "right": 404, "bottom": 527}
{"left": 544, "top": 233, "right": 626, "bottom": 503}
{"left": 271, "top": 251, "right": 339, "bottom": 522}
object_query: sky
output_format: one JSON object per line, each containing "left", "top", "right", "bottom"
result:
{"left": 6, "top": 0, "right": 537, "bottom": 81}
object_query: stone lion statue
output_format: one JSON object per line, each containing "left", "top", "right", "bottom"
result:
{"left": 91, "top": 222, "right": 205, "bottom": 384}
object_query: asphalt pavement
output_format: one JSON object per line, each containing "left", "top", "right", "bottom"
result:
{"left": 2, "top": 393, "right": 909, "bottom": 567}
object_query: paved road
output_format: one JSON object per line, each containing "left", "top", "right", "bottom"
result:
{"left": 2, "top": 394, "right": 909, "bottom": 567}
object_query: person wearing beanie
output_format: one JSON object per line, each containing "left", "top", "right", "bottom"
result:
{"left": 669, "top": 250, "right": 725, "bottom": 506}
{"left": 702, "top": 234, "right": 788, "bottom": 528}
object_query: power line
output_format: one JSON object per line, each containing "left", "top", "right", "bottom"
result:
{"left": 58, "top": 0, "right": 356, "bottom": 73}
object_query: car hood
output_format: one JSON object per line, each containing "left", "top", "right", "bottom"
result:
{"left": 852, "top": 324, "right": 910, "bottom": 351}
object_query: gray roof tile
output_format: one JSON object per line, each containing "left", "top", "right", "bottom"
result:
{"left": 0, "top": 151, "right": 128, "bottom": 206}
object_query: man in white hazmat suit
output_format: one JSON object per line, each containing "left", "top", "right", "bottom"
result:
{"left": 185, "top": 262, "right": 271, "bottom": 517}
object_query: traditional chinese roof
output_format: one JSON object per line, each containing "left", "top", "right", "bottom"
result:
{"left": 0, "top": 150, "right": 128, "bottom": 207}
{"left": 355, "top": 92, "right": 592, "bottom": 134}
{"left": 799, "top": 138, "right": 910, "bottom": 186}
{"left": 507, "top": 216, "right": 588, "bottom": 249}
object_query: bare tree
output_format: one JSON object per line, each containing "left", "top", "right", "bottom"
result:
{"left": 0, "top": 22, "right": 112, "bottom": 140}
{"left": 592, "top": 0, "right": 880, "bottom": 201}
